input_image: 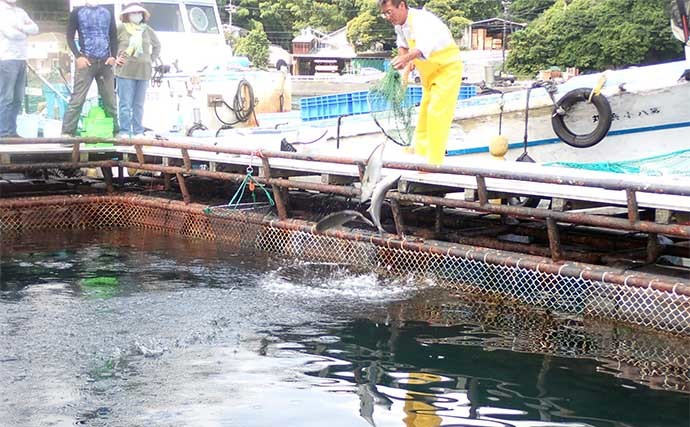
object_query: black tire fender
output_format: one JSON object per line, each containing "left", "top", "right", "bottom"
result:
{"left": 551, "top": 88, "right": 612, "bottom": 148}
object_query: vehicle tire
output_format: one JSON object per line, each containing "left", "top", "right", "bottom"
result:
{"left": 551, "top": 88, "right": 612, "bottom": 148}
{"left": 276, "top": 59, "right": 289, "bottom": 73}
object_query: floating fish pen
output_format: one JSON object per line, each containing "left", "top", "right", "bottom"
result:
{"left": 1, "top": 137, "right": 689, "bottom": 337}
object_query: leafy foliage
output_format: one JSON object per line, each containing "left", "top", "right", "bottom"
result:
{"left": 233, "top": 22, "right": 270, "bottom": 68}
{"left": 226, "top": 0, "right": 490, "bottom": 50}
{"left": 424, "top": 0, "right": 472, "bottom": 39}
{"left": 220, "top": 0, "right": 684, "bottom": 71}
{"left": 347, "top": 0, "right": 396, "bottom": 51}
{"left": 506, "top": 0, "right": 684, "bottom": 75}
{"left": 228, "top": 0, "right": 360, "bottom": 47}
{"left": 509, "top": 0, "right": 557, "bottom": 22}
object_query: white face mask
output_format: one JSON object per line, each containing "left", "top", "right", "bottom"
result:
{"left": 130, "top": 13, "right": 143, "bottom": 24}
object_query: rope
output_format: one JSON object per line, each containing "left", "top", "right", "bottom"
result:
{"left": 498, "top": 93, "right": 505, "bottom": 135}
{"left": 368, "top": 68, "right": 414, "bottom": 147}
{"left": 204, "top": 154, "right": 275, "bottom": 216}
{"left": 589, "top": 72, "right": 607, "bottom": 102}
{"left": 227, "top": 166, "right": 275, "bottom": 209}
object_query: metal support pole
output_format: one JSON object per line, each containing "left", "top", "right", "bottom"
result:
{"left": 434, "top": 204, "right": 443, "bottom": 234}
{"left": 261, "top": 157, "right": 288, "bottom": 220}
{"left": 391, "top": 199, "right": 405, "bottom": 236}
{"left": 626, "top": 188, "right": 639, "bottom": 223}
{"left": 101, "top": 167, "right": 114, "bottom": 193}
{"left": 181, "top": 148, "right": 191, "bottom": 171}
{"left": 546, "top": 217, "right": 562, "bottom": 261}
{"left": 175, "top": 173, "right": 191, "bottom": 204}
{"left": 71, "top": 143, "right": 80, "bottom": 163}
{"left": 476, "top": 175, "right": 488, "bottom": 206}
{"left": 135, "top": 145, "right": 145, "bottom": 165}
{"left": 646, "top": 232, "right": 661, "bottom": 264}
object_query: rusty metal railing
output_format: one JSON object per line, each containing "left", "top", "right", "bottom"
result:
{"left": 2, "top": 136, "right": 690, "bottom": 261}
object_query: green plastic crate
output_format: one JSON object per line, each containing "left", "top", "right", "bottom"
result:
{"left": 81, "top": 106, "right": 114, "bottom": 146}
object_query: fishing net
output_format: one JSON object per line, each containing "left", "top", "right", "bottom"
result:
{"left": 368, "top": 68, "right": 415, "bottom": 146}
{"left": 546, "top": 148, "right": 690, "bottom": 177}
{"left": 204, "top": 167, "right": 275, "bottom": 217}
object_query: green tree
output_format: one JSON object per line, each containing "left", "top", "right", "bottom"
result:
{"left": 508, "top": 0, "right": 556, "bottom": 22}
{"left": 228, "top": 0, "right": 360, "bottom": 48}
{"left": 424, "top": 0, "right": 472, "bottom": 40}
{"left": 223, "top": 0, "right": 499, "bottom": 50}
{"left": 234, "top": 22, "right": 270, "bottom": 68}
{"left": 506, "top": 0, "right": 683, "bottom": 75}
{"left": 427, "top": 0, "right": 499, "bottom": 21}
{"left": 347, "top": 0, "right": 396, "bottom": 51}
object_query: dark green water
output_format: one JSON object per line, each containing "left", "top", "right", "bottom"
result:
{"left": 1, "top": 229, "right": 688, "bottom": 427}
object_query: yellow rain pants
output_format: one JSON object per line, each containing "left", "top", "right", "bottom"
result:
{"left": 408, "top": 18, "right": 463, "bottom": 165}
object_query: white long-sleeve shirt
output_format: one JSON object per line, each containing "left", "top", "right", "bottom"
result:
{"left": 0, "top": 2, "right": 39, "bottom": 60}
{"left": 395, "top": 8, "right": 454, "bottom": 60}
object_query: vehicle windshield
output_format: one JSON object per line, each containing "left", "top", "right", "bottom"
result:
{"left": 143, "top": 3, "right": 185, "bottom": 32}
{"left": 185, "top": 4, "right": 220, "bottom": 34}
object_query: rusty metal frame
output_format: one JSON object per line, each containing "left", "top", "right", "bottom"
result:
{"left": 2, "top": 137, "right": 690, "bottom": 262}
{"left": 2, "top": 194, "right": 688, "bottom": 299}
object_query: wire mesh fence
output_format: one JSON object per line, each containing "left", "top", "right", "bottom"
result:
{"left": 2, "top": 194, "right": 689, "bottom": 336}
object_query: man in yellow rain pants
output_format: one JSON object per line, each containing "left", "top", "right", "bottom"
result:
{"left": 378, "top": 0, "right": 463, "bottom": 165}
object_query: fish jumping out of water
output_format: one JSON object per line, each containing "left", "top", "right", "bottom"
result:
{"left": 367, "top": 174, "right": 401, "bottom": 234}
{"left": 315, "top": 209, "right": 375, "bottom": 232}
{"left": 359, "top": 142, "right": 385, "bottom": 204}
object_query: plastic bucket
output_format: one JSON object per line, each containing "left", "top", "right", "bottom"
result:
{"left": 40, "top": 119, "right": 63, "bottom": 137}
{"left": 16, "top": 114, "right": 40, "bottom": 138}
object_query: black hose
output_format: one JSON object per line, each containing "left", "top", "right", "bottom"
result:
{"left": 215, "top": 124, "right": 233, "bottom": 137}
{"left": 186, "top": 122, "right": 208, "bottom": 137}
{"left": 214, "top": 79, "right": 256, "bottom": 126}
{"left": 523, "top": 86, "right": 532, "bottom": 156}
{"left": 289, "top": 129, "right": 328, "bottom": 145}
{"left": 367, "top": 90, "right": 408, "bottom": 147}
{"left": 370, "top": 112, "right": 408, "bottom": 147}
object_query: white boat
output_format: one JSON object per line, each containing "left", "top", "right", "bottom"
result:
{"left": 446, "top": 59, "right": 690, "bottom": 164}
{"left": 263, "top": 58, "right": 690, "bottom": 168}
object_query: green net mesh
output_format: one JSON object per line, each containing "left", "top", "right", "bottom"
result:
{"left": 368, "top": 68, "right": 415, "bottom": 146}
{"left": 547, "top": 149, "right": 690, "bottom": 177}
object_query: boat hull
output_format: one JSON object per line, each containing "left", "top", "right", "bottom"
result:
{"left": 449, "top": 83, "right": 690, "bottom": 163}
{"left": 286, "top": 61, "right": 690, "bottom": 165}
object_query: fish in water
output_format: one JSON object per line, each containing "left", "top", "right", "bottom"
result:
{"left": 315, "top": 209, "right": 374, "bottom": 232}
{"left": 359, "top": 142, "right": 385, "bottom": 204}
{"left": 367, "top": 174, "right": 401, "bottom": 234}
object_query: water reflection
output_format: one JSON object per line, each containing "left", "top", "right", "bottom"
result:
{"left": 0, "top": 229, "right": 688, "bottom": 427}
{"left": 260, "top": 295, "right": 690, "bottom": 427}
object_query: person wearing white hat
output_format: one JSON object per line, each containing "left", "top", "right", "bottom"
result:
{"left": 0, "top": 0, "right": 38, "bottom": 138}
{"left": 114, "top": 2, "right": 160, "bottom": 138}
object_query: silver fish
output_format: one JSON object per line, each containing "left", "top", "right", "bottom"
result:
{"left": 367, "top": 174, "right": 401, "bottom": 234}
{"left": 315, "top": 209, "right": 375, "bottom": 232}
{"left": 359, "top": 142, "right": 385, "bottom": 204}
